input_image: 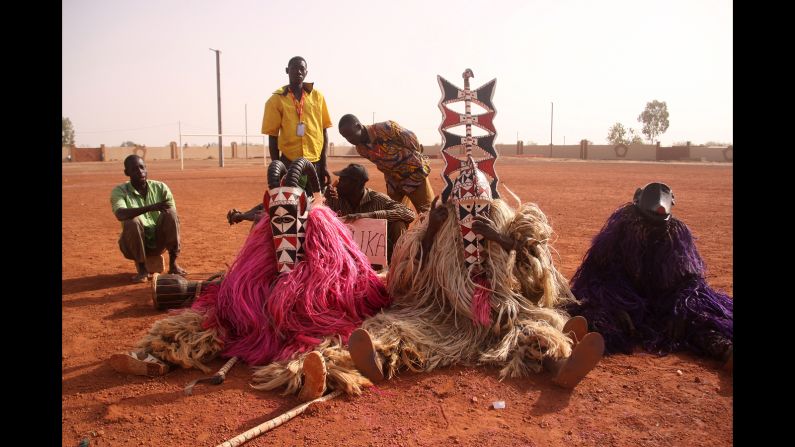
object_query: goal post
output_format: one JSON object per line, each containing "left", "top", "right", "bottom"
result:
{"left": 178, "top": 133, "right": 269, "bottom": 170}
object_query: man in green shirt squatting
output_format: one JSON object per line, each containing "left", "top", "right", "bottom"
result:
{"left": 110, "top": 155, "right": 187, "bottom": 283}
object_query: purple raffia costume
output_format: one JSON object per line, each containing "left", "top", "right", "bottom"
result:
{"left": 567, "top": 182, "right": 733, "bottom": 365}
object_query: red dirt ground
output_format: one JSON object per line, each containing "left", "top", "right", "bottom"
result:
{"left": 62, "top": 157, "right": 733, "bottom": 447}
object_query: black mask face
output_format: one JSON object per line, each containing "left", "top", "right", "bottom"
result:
{"left": 633, "top": 182, "right": 675, "bottom": 223}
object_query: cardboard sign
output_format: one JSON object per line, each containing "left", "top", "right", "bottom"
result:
{"left": 342, "top": 217, "right": 388, "bottom": 266}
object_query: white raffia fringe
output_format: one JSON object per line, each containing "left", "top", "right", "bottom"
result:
{"left": 135, "top": 309, "right": 222, "bottom": 373}
{"left": 250, "top": 337, "right": 372, "bottom": 396}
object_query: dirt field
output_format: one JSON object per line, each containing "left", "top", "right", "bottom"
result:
{"left": 62, "top": 157, "right": 732, "bottom": 447}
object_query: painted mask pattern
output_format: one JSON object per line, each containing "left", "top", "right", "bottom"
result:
{"left": 267, "top": 186, "right": 308, "bottom": 273}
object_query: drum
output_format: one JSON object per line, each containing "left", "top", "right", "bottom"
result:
{"left": 151, "top": 272, "right": 224, "bottom": 310}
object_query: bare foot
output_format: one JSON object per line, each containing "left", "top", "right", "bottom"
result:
{"left": 131, "top": 273, "right": 149, "bottom": 283}
{"left": 169, "top": 264, "right": 187, "bottom": 275}
{"left": 132, "top": 262, "right": 149, "bottom": 283}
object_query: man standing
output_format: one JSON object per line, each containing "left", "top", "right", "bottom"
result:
{"left": 338, "top": 114, "right": 434, "bottom": 213}
{"left": 262, "top": 56, "right": 332, "bottom": 192}
{"left": 110, "top": 155, "right": 187, "bottom": 282}
{"left": 325, "top": 163, "right": 415, "bottom": 264}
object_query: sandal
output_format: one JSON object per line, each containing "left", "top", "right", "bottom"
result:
{"left": 298, "top": 351, "right": 327, "bottom": 402}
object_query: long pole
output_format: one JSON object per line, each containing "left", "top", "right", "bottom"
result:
{"left": 550, "top": 102, "right": 554, "bottom": 146}
{"left": 179, "top": 121, "right": 183, "bottom": 171}
{"left": 245, "top": 104, "right": 248, "bottom": 160}
{"left": 210, "top": 48, "right": 224, "bottom": 167}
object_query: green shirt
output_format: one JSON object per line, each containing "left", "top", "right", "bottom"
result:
{"left": 110, "top": 180, "right": 176, "bottom": 249}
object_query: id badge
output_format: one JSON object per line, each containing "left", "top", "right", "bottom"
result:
{"left": 296, "top": 122, "right": 305, "bottom": 137}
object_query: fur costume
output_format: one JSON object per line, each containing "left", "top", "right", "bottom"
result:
{"left": 566, "top": 182, "right": 733, "bottom": 361}
{"left": 134, "top": 159, "right": 391, "bottom": 373}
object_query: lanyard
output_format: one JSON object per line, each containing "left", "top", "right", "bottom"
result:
{"left": 289, "top": 90, "right": 306, "bottom": 122}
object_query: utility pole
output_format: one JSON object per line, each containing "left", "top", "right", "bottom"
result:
{"left": 372, "top": 112, "right": 375, "bottom": 125}
{"left": 210, "top": 48, "right": 223, "bottom": 167}
{"left": 179, "top": 120, "right": 183, "bottom": 171}
{"left": 245, "top": 104, "right": 248, "bottom": 160}
{"left": 550, "top": 102, "right": 554, "bottom": 146}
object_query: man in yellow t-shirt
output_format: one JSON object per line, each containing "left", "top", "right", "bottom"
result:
{"left": 261, "top": 56, "right": 332, "bottom": 192}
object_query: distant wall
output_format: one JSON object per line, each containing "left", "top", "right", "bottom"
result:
{"left": 587, "top": 144, "right": 657, "bottom": 161}
{"left": 689, "top": 145, "right": 732, "bottom": 162}
{"left": 550, "top": 145, "right": 582, "bottom": 158}
{"left": 63, "top": 141, "right": 732, "bottom": 163}
{"left": 71, "top": 145, "right": 105, "bottom": 162}
{"left": 99, "top": 145, "right": 268, "bottom": 161}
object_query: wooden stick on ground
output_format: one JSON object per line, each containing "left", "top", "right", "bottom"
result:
{"left": 184, "top": 356, "right": 238, "bottom": 396}
{"left": 215, "top": 390, "right": 343, "bottom": 447}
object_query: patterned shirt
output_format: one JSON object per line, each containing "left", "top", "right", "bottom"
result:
{"left": 355, "top": 121, "right": 431, "bottom": 196}
{"left": 325, "top": 188, "right": 415, "bottom": 223}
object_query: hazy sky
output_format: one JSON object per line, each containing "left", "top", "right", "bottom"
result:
{"left": 62, "top": 0, "right": 732, "bottom": 148}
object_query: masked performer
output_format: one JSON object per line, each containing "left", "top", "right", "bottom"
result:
{"left": 109, "top": 158, "right": 392, "bottom": 400}
{"left": 566, "top": 182, "right": 733, "bottom": 371}
{"left": 251, "top": 70, "right": 604, "bottom": 400}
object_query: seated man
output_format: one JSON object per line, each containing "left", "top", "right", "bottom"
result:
{"left": 338, "top": 115, "right": 434, "bottom": 214}
{"left": 110, "top": 155, "right": 187, "bottom": 282}
{"left": 324, "top": 163, "right": 416, "bottom": 264}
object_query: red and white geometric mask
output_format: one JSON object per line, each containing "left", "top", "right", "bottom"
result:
{"left": 451, "top": 156, "right": 492, "bottom": 270}
{"left": 265, "top": 186, "right": 309, "bottom": 274}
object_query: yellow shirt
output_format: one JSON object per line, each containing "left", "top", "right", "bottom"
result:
{"left": 261, "top": 83, "right": 332, "bottom": 162}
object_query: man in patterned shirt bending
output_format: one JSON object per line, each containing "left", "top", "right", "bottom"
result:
{"left": 338, "top": 114, "right": 434, "bottom": 214}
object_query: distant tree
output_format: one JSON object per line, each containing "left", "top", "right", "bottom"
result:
{"left": 637, "top": 100, "right": 670, "bottom": 143}
{"left": 62, "top": 116, "right": 75, "bottom": 146}
{"left": 120, "top": 141, "right": 138, "bottom": 147}
{"left": 525, "top": 140, "right": 538, "bottom": 145}
{"left": 704, "top": 141, "right": 731, "bottom": 147}
{"left": 627, "top": 128, "right": 643, "bottom": 144}
{"left": 607, "top": 122, "right": 627, "bottom": 145}
{"left": 608, "top": 122, "right": 644, "bottom": 145}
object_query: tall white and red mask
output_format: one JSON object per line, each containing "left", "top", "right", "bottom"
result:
{"left": 451, "top": 156, "right": 493, "bottom": 270}
{"left": 264, "top": 158, "right": 319, "bottom": 274}
{"left": 438, "top": 69, "right": 500, "bottom": 272}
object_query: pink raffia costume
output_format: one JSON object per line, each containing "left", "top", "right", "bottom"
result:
{"left": 124, "top": 158, "right": 391, "bottom": 381}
